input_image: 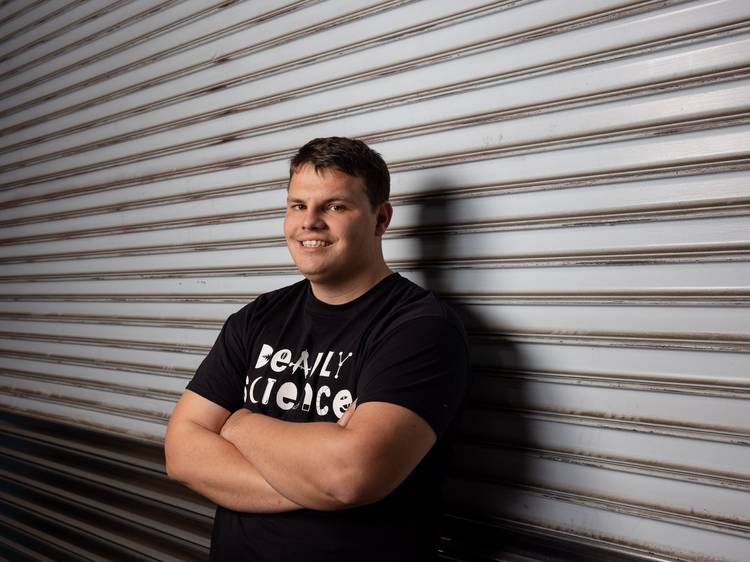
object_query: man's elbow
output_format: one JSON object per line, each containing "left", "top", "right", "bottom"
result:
{"left": 325, "top": 465, "right": 393, "bottom": 508}
{"left": 163, "top": 434, "right": 188, "bottom": 483}
{"left": 164, "top": 453, "right": 180, "bottom": 481}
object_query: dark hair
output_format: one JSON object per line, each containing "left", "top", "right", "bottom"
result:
{"left": 289, "top": 137, "right": 390, "bottom": 207}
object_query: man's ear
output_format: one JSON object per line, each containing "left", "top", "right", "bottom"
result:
{"left": 375, "top": 202, "right": 393, "bottom": 236}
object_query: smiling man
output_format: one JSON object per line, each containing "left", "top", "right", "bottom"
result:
{"left": 165, "top": 137, "right": 470, "bottom": 562}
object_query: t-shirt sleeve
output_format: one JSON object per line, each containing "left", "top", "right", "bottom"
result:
{"left": 355, "top": 315, "right": 470, "bottom": 438}
{"left": 186, "top": 309, "right": 249, "bottom": 413}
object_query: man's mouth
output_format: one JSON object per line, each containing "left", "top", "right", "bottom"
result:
{"left": 300, "top": 240, "right": 331, "bottom": 248}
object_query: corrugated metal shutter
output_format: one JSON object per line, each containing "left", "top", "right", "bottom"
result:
{"left": 1, "top": 0, "right": 748, "bottom": 560}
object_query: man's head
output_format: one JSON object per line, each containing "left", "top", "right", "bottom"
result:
{"left": 285, "top": 137, "right": 393, "bottom": 302}
{"left": 289, "top": 137, "right": 390, "bottom": 209}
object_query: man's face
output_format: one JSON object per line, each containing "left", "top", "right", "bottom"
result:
{"left": 284, "top": 164, "right": 389, "bottom": 287}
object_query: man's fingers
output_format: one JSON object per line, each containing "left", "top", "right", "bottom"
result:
{"left": 337, "top": 399, "right": 357, "bottom": 427}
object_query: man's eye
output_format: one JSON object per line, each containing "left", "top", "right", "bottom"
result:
{"left": 290, "top": 204, "right": 305, "bottom": 210}
{"left": 328, "top": 204, "right": 345, "bottom": 212}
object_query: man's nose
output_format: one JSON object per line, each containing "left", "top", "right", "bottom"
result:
{"left": 302, "top": 208, "right": 326, "bottom": 229}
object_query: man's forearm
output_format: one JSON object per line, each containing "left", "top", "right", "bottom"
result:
{"left": 165, "top": 418, "right": 302, "bottom": 513}
{"left": 221, "top": 411, "right": 355, "bottom": 510}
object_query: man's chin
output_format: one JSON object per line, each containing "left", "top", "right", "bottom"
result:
{"left": 296, "top": 266, "right": 331, "bottom": 282}
{"left": 297, "top": 267, "right": 347, "bottom": 286}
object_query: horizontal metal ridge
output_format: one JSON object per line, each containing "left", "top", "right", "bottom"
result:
{"left": 0, "top": 534, "right": 63, "bottom": 562}
{"left": 0, "top": 0, "right": 412, "bottom": 127}
{"left": 0, "top": 293, "right": 259, "bottom": 303}
{"left": 5, "top": 79, "right": 750, "bottom": 192}
{"left": 11, "top": 328, "right": 747, "bottom": 355}
{"left": 0, "top": 234, "right": 282, "bottom": 262}
{"left": 0, "top": 459, "right": 210, "bottom": 548}
{"left": 2, "top": 190, "right": 748, "bottom": 252}
{"left": 0, "top": 177, "right": 284, "bottom": 219}
{"left": 476, "top": 367, "right": 750, "bottom": 399}
{"left": 393, "top": 199, "right": 750, "bottom": 235}
{"left": 0, "top": 0, "right": 505, "bottom": 123}
{"left": 0, "top": 348, "right": 193, "bottom": 379}
{"left": 0, "top": 1, "right": 45, "bottom": 31}
{"left": 1, "top": 441, "right": 209, "bottom": 514}
{"left": 0, "top": 0, "right": 80, "bottom": 48}
{"left": 0, "top": 0, "right": 247, "bottom": 84}
{"left": 2, "top": 152, "right": 748, "bottom": 225}
{"left": 0, "top": 368, "right": 179, "bottom": 402}
{"left": 1, "top": 246, "right": 749, "bottom": 284}
{"left": 2, "top": 337, "right": 746, "bottom": 390}
{"left": 0, "top": 511, "right": 97, "bottom": 562}
{"left": 0, "top": 0, "right": 159, "bottom": 74}
{"left": 471, "top": 404, "right": 750, "bottom": 445}
{"left": 444, "top": 291, "right": 750, "bottom": 306}
{"left": 2, "top": 206, "right": 281, "bottom": 244}
{"left": 2, "top": 121, "right": 748, "bottom": 233}
{"left": 0, "top": 385, "right": 169, "bottom": 425}
{"left": 5, "top": 51, "right": 746, "bottom": 177}
{"left": 0, "top": 487, "right": 207, "bottom": 561}
{"left": 11, "top": 23, "right": 741, "bottom": 175}
{"left": 0, "top": 0, "right": 687, "bottom": 145}
{"left": 442, "top": 513, "right": 692, "bottom": 562}
{"left": 535, "top": 446, "right": 750, "bottom": 493}
{"left": 0, "top": 410, "right": 167, "bottom": 471}
{"left": 497, "top": 479, "right": 750, "bottom": 537}
{"left": 0, "top": 330, "right": 209, "bottom": 355}
{"left": 458, "top": 440, "right": 750, "bottom": 492}
{"left": 0, "top": 464, "right": 209, "bottom": 546}
{"left": 0, "top": 312, "right": 221, "bottom": 328}
{"left": 0, "top": 430, "right": 164, "bottom": 484}
{"left": 399, "top": 157, "right": 750, "bottom": 202}
{"left": 0, "top": 0, "right": 322, "bottom": 110}
{"left": 0, "top": 404, "right": 164, "bottom": 446}
{"left": 1, "top": 291, "right": 749, "bottom": 306}
{"left": 4, "top": 201, "right": 750, "bottom": 264}
{"left": 483, "top": 330, "right": 750, "bottom": 353}
{"left": 390, "top": 112, "right": 750, "bottom": 172}
{"left": 0, "top": 435, "right": 211, "bottom": 517}
{"left": 2, "top": 326, "right": 747, "bottom": 360}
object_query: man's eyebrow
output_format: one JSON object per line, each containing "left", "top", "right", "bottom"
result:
{"left": 286, "top": 194, "right": 356, "bottom": 203}
{"left": 324, "top": 195, "right": 355, "bottom": 203}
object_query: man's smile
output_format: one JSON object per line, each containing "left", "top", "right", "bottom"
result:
{"left": 300, "top": 239, "right": 332, "bottom": 248}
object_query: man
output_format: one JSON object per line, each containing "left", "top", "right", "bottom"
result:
{"left": 165, "top": 137, "right": 469, "bottom": 561}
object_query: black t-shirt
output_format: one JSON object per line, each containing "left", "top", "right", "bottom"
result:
{"left": 187, "top": 273, "right": 470, "bottom": 562}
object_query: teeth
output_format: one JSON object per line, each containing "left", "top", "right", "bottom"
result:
{"left": 302, "top": 240, "right": 329, "bottom": 248}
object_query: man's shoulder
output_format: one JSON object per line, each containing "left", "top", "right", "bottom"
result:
{"left": 226, "top": 279, "right": 308, "bottom": 326}
{"left": 385, "top": 274, "right": 454, "bottom": 316}
{"left": 375, "top": 274, "right": 466, "bottom": 336}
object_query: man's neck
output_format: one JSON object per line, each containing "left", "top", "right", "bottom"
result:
{"left": 310, "top": 266, "right": 393, "bottom": 305}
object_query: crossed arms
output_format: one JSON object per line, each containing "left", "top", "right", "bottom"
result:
{"left": 164, "top": 390, "right": 436, "bottom": 512}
